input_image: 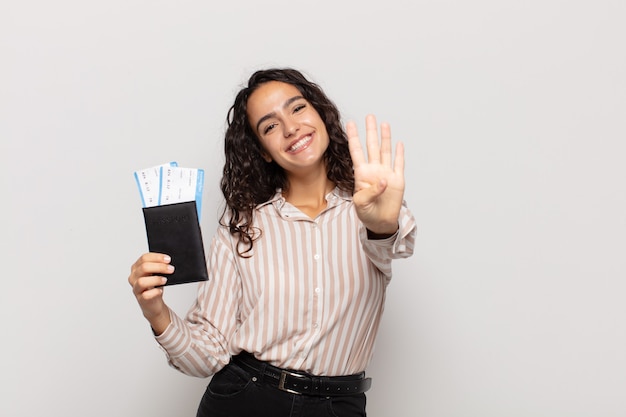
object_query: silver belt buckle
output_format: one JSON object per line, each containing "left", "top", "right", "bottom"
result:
{"left": 278, "top": 370, "right": 307, "bottom": 395}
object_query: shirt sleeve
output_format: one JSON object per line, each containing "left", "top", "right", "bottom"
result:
{"left": 359, "top": 201, "right": 417, "bottom": 279}
{"left": 154, "top": 227, "right": 241, "bottom": 378}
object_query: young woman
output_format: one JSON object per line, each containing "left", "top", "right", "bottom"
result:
{"left": 128, "top": 68, "right": 417, "bottom": 417}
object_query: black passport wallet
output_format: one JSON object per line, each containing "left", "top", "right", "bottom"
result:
{"left": 142, "top": 201, "right": 209, "bottom": 286}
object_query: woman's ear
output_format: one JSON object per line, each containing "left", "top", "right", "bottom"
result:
{"left": 261, "top": 151, "right": 272, "bottom": 163}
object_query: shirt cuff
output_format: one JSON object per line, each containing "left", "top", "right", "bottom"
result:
{"left": 154, "top": 309, "right": 192, "bottom": 359}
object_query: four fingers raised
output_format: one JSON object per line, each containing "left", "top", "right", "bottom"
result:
{"left": 346, "top": 114, "right": 403, "bottom": 171}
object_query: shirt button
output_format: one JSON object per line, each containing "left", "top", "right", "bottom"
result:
{"left": 313, "top": 254, "right": 320, "bottom": 260}
{"left": 315, "top": 287, "right": 321, "bottom": 293}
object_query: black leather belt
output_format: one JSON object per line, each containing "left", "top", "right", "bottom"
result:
{"left": 231, "top": 352, "right": 372, "bottom": 396}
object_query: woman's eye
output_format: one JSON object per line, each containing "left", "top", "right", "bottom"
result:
{"left": 293, "top": 103, "right": 306, "bottom": 113}
{"left": 263, "top": 123, "right": 277, "bottom": 134}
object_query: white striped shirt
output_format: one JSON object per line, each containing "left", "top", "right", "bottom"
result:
{"left": 156, "top": 187, "right": 416, "bottom": 377}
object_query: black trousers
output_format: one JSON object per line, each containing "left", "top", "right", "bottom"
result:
{"left": 196, "top": 360, "right": 367, "bottom": 417}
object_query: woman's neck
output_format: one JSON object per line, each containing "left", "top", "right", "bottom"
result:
{"left": 283, "top": 175, "right": 335, "bottom": 219}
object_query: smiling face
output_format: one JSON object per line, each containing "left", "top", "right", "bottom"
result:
{"left": 246, "top": 81, "right": 330, "bottom": 178}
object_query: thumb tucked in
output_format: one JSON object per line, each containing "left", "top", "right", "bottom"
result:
{"left": 355, "top": 179, "right": 388, "bottom": 206}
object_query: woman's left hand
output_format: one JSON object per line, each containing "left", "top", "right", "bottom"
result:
{"left": 346, "top": 114, "right": 405, "bottom": 236}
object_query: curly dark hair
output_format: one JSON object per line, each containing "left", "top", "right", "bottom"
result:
{"left": 220, "top": 68, "right": 355, "bottom": 256}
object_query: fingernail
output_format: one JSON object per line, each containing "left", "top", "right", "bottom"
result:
{"left": 167, "top": 265, "right": 175, "bottom": 272}
{"left": 163, "top": 255, "right": 171, "bottom": 263}
{"left": 161, "top": 277, "right": 168, "bottom": 285}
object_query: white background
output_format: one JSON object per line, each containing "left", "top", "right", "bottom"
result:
{"left": 2, "top": 1, "right": 625, "bottom": 416}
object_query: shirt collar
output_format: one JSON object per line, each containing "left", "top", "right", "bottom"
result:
{"left": 256, "top": 186, "right": 353, "bottom": 211}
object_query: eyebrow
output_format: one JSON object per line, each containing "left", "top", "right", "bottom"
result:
{"left": 254, "top": 95, "right": 305, "bottom": 133}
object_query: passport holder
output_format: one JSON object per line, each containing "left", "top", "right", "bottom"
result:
{"left": 142, "top": 201, "right": 208, "bottom": 286}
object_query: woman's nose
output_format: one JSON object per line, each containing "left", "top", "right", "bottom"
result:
{"left": 283, "top": 118, "right": 300, "bottom": 137}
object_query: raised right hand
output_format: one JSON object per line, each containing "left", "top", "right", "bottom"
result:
{"left": 128, "top": 252, "right": 174, "bottom": 335}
